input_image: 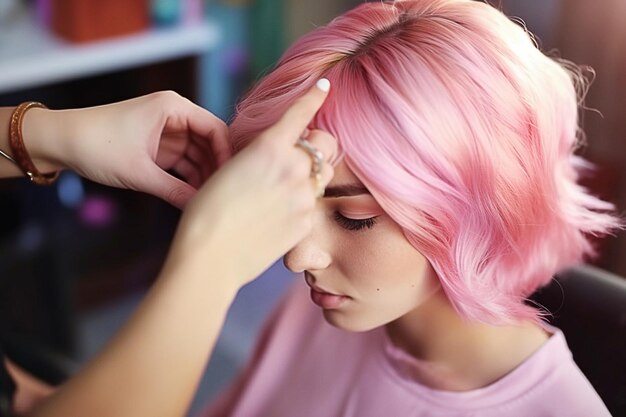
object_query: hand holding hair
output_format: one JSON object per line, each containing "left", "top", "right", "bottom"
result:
{"left": 0, "top": 91, "right": 231, "bottom": 208}
{"left": 171, "top": 78, "right": 336, "bottom": 287}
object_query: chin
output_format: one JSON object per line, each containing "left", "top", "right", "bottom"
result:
{"left": 322, "top": 310, "right": 386, "bottom": 333}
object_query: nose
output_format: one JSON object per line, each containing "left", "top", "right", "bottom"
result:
{"left": 283, "top": 231, "right": 331, "bottom": 273}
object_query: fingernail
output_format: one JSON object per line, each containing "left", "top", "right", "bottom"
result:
{"left": 316, "top": 78, "right": 331, "bottom": 92}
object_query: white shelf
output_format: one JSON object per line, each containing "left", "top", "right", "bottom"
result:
{"left": 0, "top": 9, "right": 221, "bottom": 94}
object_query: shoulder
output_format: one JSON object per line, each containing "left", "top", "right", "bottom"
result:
{"left": 511, "top": 327, "right": 611, "bottom": 417}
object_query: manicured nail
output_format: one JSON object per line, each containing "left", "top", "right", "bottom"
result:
{"left": 316, "top": 78, "right": 331, "bottom": 92}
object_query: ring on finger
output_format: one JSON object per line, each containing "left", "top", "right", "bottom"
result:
{"left": 295, "top": 137, "right": 325, "bottom": 197}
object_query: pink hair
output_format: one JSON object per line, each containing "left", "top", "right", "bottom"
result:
{"left": 230, "top": 0, "right": 621, "bottom": 324}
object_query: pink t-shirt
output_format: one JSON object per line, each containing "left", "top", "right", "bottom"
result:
{"left": 200, "top": 281, "right": 611, "bottom": 417}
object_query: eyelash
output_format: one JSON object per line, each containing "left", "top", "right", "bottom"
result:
{"left": 334, "top": 212, "right": 379, "bottom": 231}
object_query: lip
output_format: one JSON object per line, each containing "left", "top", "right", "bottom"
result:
{"left": 304, "top": 272, "right": 350, "bottom": 309}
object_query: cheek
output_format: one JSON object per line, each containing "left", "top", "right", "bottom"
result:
{"left": 376, "top": 253, "right": 434, "bottom": 306}
{"left": 333, "top": 243, "right": 436, "bottom": 331}
{"left": 341, "top": 223, "right": 433, "bottom": 296}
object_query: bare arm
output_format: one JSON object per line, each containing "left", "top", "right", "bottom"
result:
{"left": 29, "top": 241, "right": 239, "bottom": 417}
{"left": 14, "top": 81, "right": 334, "bottom": 417}
{"left": 0, "top": 93, "right": 231, "bottom": 208}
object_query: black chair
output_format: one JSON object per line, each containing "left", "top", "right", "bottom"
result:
{"left": 530, "top": 264, "right": 626, "bottom": 417}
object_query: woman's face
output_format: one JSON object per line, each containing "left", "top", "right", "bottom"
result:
{"left": 284, "top": 160, "right": 441, "bottom": 332}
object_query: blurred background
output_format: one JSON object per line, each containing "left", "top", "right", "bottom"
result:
{"left": 0, "top": 0, "right": 624, "bottom": 415}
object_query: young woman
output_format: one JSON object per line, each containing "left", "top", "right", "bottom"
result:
{"left": 200, "top": 1, "right": 620, "bottom": 416}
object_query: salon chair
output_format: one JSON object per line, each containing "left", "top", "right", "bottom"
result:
{"left": 530, "top": 264, "right": 626, "bottom": 417}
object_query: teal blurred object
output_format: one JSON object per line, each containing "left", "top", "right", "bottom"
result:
{"left": 151, "top": 0, "right": 182, "bottom": 26}
{"left": 201, "top": 3, "right": 251, "bottom": 120}
{"left": 200, "top": 0, "right": 286, "bottom": 120}
{"left": 250, "top": 0, "right": 285, "bottom": 78}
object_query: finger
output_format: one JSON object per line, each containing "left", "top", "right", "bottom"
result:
{"left": 291, "top": 142, "right": 320, "bottom": 180}
{"left": 172, "top": 157, "right": 203, "bottom": 189}
{"left": 174, "top": 96, "right": 232, "bottom": 167}
{"left": 155, "top": 132, "right": 187, "bottom": 169}
{"left": 266, "top": 78, "right": 331, "bottom": 144}
{"left": 190, "top": 123, "right": 232, "bottom": 169}
{"left": 289, "top": 133, "right": 335, "bottom": 187}
{"left": 303, "top": 129, "right": 338, "bottom": 164}
{"left": 298, "top": 163, "right": 335, "bottom": 199}
{"left": 319, "top": 162, "right": 334, "bottom": 189}
{"left": 184, "top": 140, "right": 216, "bottom": 181}
{"left": 168, "top": 96, "right": 232, "bottom": 166}
{"left": 309, "top": 162, "right": 334, "bottom": 199}
{"left": 135, "top": 163, "right": 197, "bottom": 209}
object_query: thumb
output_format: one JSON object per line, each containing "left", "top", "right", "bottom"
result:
{"left": 136, "top": 164, "right": 197, "bottom": 209}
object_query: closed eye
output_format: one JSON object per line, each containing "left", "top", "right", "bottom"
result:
{"left": 334, "top": 212, "right": 379, "bottom": 231}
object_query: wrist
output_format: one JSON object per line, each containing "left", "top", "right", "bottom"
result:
{"left": 162, "top": 233, "right": 242, "bottom": 300}
{"left": 21, "top": 107, "right": 70, "bottom": 174}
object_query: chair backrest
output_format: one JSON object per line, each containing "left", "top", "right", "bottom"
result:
{"left": 530, "top": 264, "right": 626, "bottom": 417}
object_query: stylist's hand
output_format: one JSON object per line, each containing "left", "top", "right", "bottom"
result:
{"left": 168, "top": 80, "right": 336, "bottom": 288}
{"left": 25, "top": 91, "right": 230, "bottom": 208}
{"left": 23, "top": 82, "right": 334, "bottom": 417}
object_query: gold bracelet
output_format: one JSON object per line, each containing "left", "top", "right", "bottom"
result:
{"left": 8, "top": 102, "right": 60, "bottom": 186}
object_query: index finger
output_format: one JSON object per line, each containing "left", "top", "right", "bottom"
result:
{"left": 267, "top": 78, "right": 331, "bottom": 144}
{"left": 182, "top": 100, "right": 232, "bottom": 166}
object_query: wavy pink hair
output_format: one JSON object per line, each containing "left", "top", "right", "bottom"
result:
{"left": 230, "top": 0, "right": 620, "bottom": 324}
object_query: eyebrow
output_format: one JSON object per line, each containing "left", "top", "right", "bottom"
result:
{"left": 323, "top": 183, "right": 371, "bottom": 198}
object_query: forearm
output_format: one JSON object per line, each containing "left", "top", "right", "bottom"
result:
{"left": 30, "top": 245, "right": 240, "bottom": 417}
{"left": 0, "top": 106, "right": 66, "bottom": 179}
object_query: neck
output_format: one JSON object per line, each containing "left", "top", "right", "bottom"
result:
{"left": 385, "top": 288, "right": 549, "bottom": 391}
